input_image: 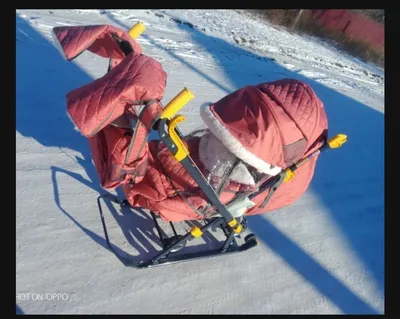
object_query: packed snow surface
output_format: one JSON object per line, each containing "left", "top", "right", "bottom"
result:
{"left": 16, "top": 9, "right": 384, "bottom": 314}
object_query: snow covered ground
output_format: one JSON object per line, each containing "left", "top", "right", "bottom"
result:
{"left": 16, "top": 9, "right": 384, "bottom": 314}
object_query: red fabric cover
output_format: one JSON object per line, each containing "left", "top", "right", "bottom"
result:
{"left": 58, "top": 25, "right": 328, "bottom": 222}
{"left": 54, "top": 25, "right": 166, "bottom": 187}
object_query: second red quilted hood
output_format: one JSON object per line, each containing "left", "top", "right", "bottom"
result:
{"left": 200, "top": 79, "right": 328, "bottom": 175}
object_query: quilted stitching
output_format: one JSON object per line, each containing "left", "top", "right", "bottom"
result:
{"left": 67, "top": 53, "right": 166, "bottom": 137}
{"left": 54, "top": 25, "right": 142, "bottom": 61}
{"left": 264, "top": 79, "right": 321, "bottom": 141}
{"left": 55, "top": 25, "right": 105, "bottom": 60}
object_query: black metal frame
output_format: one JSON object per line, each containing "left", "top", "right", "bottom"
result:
{"left": 97, "top": 193, "right": 257, "bottom": 269}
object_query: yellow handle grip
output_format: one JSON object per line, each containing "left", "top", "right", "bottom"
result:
{"left": 161, "top": 88, "right": 195, "bottom": 120}
{"left": 327, "top": 134, "right": 348, "bottom": 149}
{"left": 168, "top": 115, "right": 190, "bottom": 161}
{"left": 128, "top": 21, "right": 146, "bottom": 39}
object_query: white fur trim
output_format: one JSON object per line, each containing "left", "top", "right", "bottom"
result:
{"left": 200, "top": 104, "right": 282, "bottom": 176}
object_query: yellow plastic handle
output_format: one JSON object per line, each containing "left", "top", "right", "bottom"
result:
{"left": 283, "top": 168, "right": 295, "bottom": 182}
{"left": 161, "top": 88, "right": 195, "bottom": 120}
{"left": 227, "top": 218, "right": 243, "bottom": 234}
{"left": 327, "top": 134, "right": 348, "bottom": 149}
{"left": 168, "top": 115, "right": 190, "bottom": 161}
{"left": 128, "top": 21, "right": 146, "bottom": 39}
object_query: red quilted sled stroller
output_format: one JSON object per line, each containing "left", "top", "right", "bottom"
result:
{"left": 52, "top": 22, "right": 347, "bottom": 268}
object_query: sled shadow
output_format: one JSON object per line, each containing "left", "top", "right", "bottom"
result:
{"left": 16, "top": 304, "right": 24, "bottom": 315}
{"left": 106, "top": 12, "right": 383, "bottom": 314}
{"left": 50, "top": 165, "right": 163, "bottom": 260}
{"left": 248, "top": 215, "right": 379, "bottom": 314}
